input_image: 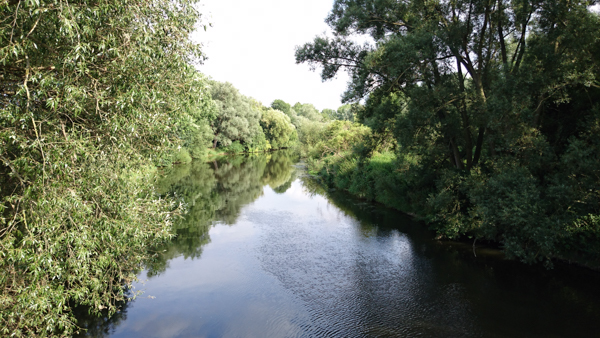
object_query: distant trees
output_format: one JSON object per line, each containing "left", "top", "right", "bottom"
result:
{"left": 206, "top": 88, "right": 365, "bottom": 155}
{"left": 321, "top": 108, "right": 337, "bottom": 121}
{"left": 271, "top": 99, "right": 293, "bottom": 117}
{"left": 335, "top": 104, "right": 354, "bottom": 121}
{"left": 209, "top": 81, "right": 262, "bottom": 148}
{"left": 260, "top": 108, "right": 297, "bottom": 149}
{"left": 293, "top": 102, "right": 323, "bottom": 122}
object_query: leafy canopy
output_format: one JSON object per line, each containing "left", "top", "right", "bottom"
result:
{"left": 0, "top": 0, "right": 213, "bottom": 335}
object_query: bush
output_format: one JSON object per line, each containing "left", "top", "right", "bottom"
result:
{"left": 223, "top": 141, "right": 245, "bottom": 154}
{"left": 172, "top": 148, "right": 193, "bottom": 164}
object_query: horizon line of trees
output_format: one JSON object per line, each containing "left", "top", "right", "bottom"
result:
{"left": 174, "top": 79, "right": 358, "bottom": 162}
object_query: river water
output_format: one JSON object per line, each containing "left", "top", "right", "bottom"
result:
{"left": 79, "top": 151, "right": 600, "bottom": 337}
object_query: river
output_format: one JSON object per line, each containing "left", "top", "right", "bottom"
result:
{"left": 77, "top": 151, "right": 600, "bottom": 337}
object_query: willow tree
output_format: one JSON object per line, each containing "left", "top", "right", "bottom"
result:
{"left": 0, "top": 0, "right": 212, "bottom": 335}
{"left": 209, "top": 80, "right": 262, "bottom": 148}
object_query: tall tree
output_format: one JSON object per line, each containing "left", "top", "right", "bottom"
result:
{"left": 0, "top": 0, "right": 212, "bottom": 334}
{"left": 271, "top": 99, "right": 292, "bottom": 117}
{"left": 297, "top": 0, "right": 599, "bottom": 171}
{"left": 260, "top": 108, "right": 297, "bottom": 149}
{"left": 209, "top": 81, "right": 262, "bottom": 148}
{"left": 297, "top": 0, "right": 600, "bottom": 264}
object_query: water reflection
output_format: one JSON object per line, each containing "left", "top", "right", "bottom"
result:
{"left": 76, "top": 151, "right": 600, "bottom": 338}
{"left": 75, "top": 151, "right": 298, "bottom": 336}
{"left": 147, "top": 151, "right": 299, "bottom": 277}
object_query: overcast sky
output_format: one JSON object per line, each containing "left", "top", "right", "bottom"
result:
{"left": 193, "top": 0, "right": 348, "bottom": 111}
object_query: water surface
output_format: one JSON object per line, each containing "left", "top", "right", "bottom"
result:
{"left": 79, "top": 151, "right": 600, "bottom": 337}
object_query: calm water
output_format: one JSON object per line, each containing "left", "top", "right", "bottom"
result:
{"left": 79, "top": 151, "right": 600, "bottom": 337}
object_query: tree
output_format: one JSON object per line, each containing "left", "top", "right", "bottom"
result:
{"left": 0, "top": 0, "right": 212, "bottom": 334}
{"left": 293, "top": 102, "right": 323, "bottom": 122}
{"left": 260, "top": 108, "right": 297, "bottom": 149}
{"left": 209, "top": 81, "right": 262, "bottom": 148}
{"left": 297, "top": 0, "right": 600, "bottom": 264}
{"left": 297, "top": 0, "right": 571, "bottom": 170}
{"left": 271, "top": 99, "right": 292, "bottom": 117}
{"left": 336, "top": 104, "right": 355, "bottom": 121}
{"left": 321, "top": 108, "right": 336, "bottom": 121}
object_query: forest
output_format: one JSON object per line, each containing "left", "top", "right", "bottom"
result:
{"left": 0, "top": 0, "right": 599, "bottom": 336}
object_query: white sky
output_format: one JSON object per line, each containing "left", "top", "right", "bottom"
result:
{"left": 193, "top": 0, "right": 349, "bottom": 111}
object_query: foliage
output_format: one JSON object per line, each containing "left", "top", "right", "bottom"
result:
{"left": 321, "top": 108, "right": 336, "bottom": 121}
{"left": 335, "top": 104, "right": 355, "bottom": 121}
{"left": 270, "top": 99, "right": 292, "bottom": 117}
{"left": 209, "top": 80, "right": 262, "bottom": 148}
{"left": 293, "top": 102, "right": 323, "bottom": 122}
{"left": 0, "top": 0, "right": 212, "bottom": 335}
{"left": 295, "top": 117, "right": 326, "bottom": 151}
{"left": 172, "top": 148, "right": 193, "bottom": 164}
{"left": 313, "top": 121, "right": 370, "bottom": 156}
{"left": 297, "top": 0, "right": 600, "bottom": 265}
{"left": 260, "top": 108, "right": 297, "bottom": 149}
{"left": 244, "top": 128, "right": 271, "bottom": 152}
{"left": 222, "top": 140, "right": 245, "bottom": 154}
{"left": 176, "top": 92, "right": 216, "bottom": 159}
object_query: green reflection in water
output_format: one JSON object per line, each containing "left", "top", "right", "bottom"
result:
{"left": 146, "top": 150, "right": 299, "bottom": 277}
{"left": 76, "top": 151, "right": 298, "bottom": 337}
{"left": 76, "top": 151, "right": 600, "bottom": 337}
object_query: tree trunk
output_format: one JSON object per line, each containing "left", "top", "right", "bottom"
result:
{"left": 497, "top": 0, "right": 508, "bottom": 67}
{"left": 472, "top": 127, "right": 485, "bottom": 166}
{"left": 212, "top": 133, "right": 219, "bottom": 149}
{"left": 457, "top": 59, "right": 474, "bottom": 169}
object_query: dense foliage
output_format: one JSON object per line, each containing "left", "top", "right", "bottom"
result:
{"left": 208, "top": 80, "right": 262, "bottom": 149}
{"left": 260, "top": 107, "right": 297, "bottom": 149}
{"left": 297, "top": 0, "right": 600, "bottom": 266}
{"left": 0, "top": 0, "right": 214, "bottom": 335}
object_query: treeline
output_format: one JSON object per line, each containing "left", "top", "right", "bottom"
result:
{"left": 296, "top": 0, "right": 600, "bottom": 267}
{"left": 179, "top": 79, "right": 352, "bottom": 160}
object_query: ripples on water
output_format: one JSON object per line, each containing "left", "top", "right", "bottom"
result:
{"left": 77, "top": 151, "right": 600, "bottom": 338}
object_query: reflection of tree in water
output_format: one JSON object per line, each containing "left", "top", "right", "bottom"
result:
{"left": 73, "top": 300, "right": 130, "bottom": 338}
{"left": 77, "top": 151, "right": 297, "bottom": 336}
{"left": 213, "top": 155, "right": 268, "bottom": 224}
{"left": 262, "top": 152, "right": 293, "bottom": 189}
{"left": 147, "top": 151, "right": 296, "bottom": 277}
{"left": 262, "top": 150, "right": 297, "bottom": 192}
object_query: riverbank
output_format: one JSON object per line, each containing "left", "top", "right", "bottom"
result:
{"left": 76, "top": 152, "right": 600, "bottom": 337}
{"left": 306, "top": 148, "right": 600, "bottom": 271}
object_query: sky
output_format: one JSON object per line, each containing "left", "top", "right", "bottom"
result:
{"left": 192, "top": 1, "right": 600, "bottom": 111}
{"left": 193, "top": 0, "right": 349, "bottom": 111}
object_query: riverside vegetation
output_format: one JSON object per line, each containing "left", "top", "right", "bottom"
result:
{"left": 0, "top": 1, "right": 335, "bottom": 335}
{"left": 296, "top": 0, "right": 600, "bottom": 268}
{"left": 1, "top": 0, "right": 599, "bottom": 336}
{"left": 0, "top": 1, "right": 217, "bottom": 335}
